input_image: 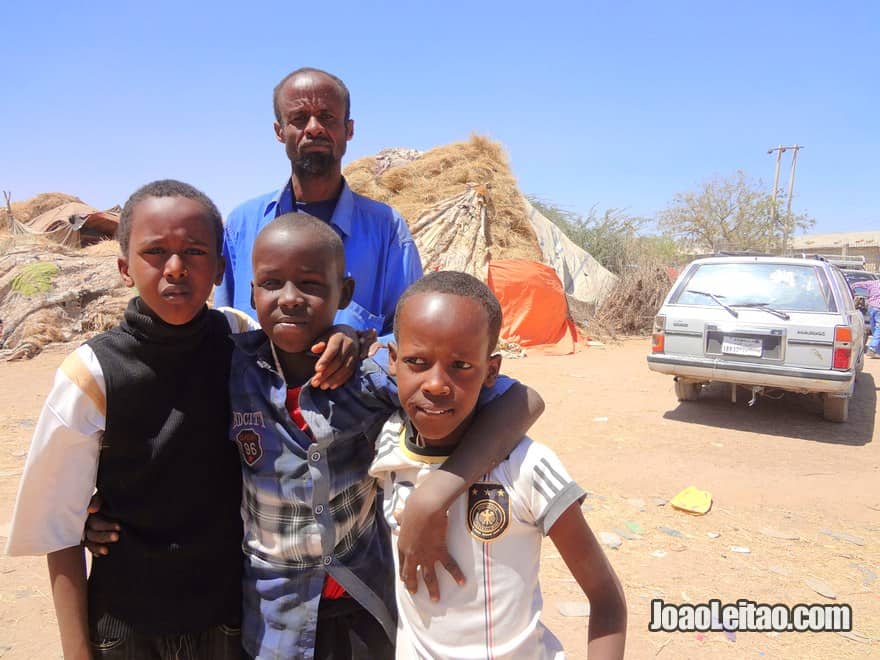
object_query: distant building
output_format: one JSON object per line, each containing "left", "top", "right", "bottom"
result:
{"left": 791, "top": 231, "right": 880, "bottom": 271}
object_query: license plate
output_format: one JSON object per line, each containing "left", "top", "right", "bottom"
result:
{"left": 721, "top": 336, "right": 763, "bottom": 357}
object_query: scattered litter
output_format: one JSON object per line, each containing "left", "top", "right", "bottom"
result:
{"left": 820, "top": 529, "right": 865, "bottom": 546}
{"left": 730, "top": 546, "right": 751, "bottom": 554}
{"left": 614, "top": 527, "right": 639, "bottom": 541}
{"left": 836, "top": 630, "right": 870, "bottom": 644}
{"left": 17, "top": 418, "right": 34, "bottom": 428}
{"left": 760, "top": 526, "right": 799, "bottom": 541}
{"left": 651, "top": 550, "right": 667, "bottom": 558}
{"left": 711, "top": 611, "right": 737, "bottom": 642}
{"left": 681, "top": 591, "right": 691, "bottom": 601}
{"left": 695, "top": 633, "right": 705, "bottom": 642}
{"left": 593, "top": 416, "right": 609, "bottom": 423}
{"left": 599, "top": 532, "right": 622, "bottom": 549}
{"left": 626, "top": 521, "right": 643, "bottom": 535}
{"left": 851, "top": 563, "right": 877, "bottom": 586}
{"left": 669, "top": 486, "right": 712, "bottom": 515}
{"left": 711, "top": 442, "right": 723, "bottom": 448}
{"left": 651, "top": 497, "right": 668, "bottom": 507}
{"left": 658, "top": 526, "right": 684, "bottom": 538}
{"left": 10, "top": 449, "right": 28, "bottom": 458}
{"left": 707, "top": 532, "right": 720, "bottom": 539}
{"left": 768, "top": 565, "right": 790, "bottom": 577}
{"left": 557, "top": 600, "right": 591, "bottom": 617}
{"left": 669, "top": 544, "right": 687, "bottom": 552}
{"left": 804, "top": 577, "right": 836, "bottom": 599}
{"left": 627, "top": 498, "right": 646, "bottom": 510}
{"left": 586, "top": 340, "right": 605, "bottom": 348}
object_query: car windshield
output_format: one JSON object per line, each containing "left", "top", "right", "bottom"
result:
{"left": 673, "top": 263, "right": 836, "bottom": 313}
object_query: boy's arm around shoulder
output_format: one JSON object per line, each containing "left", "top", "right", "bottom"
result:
{"left": 550, "top": 504, "right": 627, "bottom": 659}
{"left": 397, "top": 379, "right": 544, "bottom": 597}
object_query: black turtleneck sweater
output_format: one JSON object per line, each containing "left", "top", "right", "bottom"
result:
{"left": 86, "top": 298, "right": 242, "bottom": 635}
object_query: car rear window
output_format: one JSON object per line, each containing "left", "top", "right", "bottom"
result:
{"left": 672, "top": 263, "right": 837, "bottom": 313}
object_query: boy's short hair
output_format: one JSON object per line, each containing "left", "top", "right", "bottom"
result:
{"left": 394, "top": 271, "right": 502, "bottom": 352}
{"left": 118, "top": 180, "right": 223, "bottom": 256}
{"left": 259, "top": 213, "right": 347, "bottom": 277}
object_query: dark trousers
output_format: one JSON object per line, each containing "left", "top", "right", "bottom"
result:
{"left": 92, "top": 623, "right": 243, "bottom": 660}
{"left": 313, "top": 596, "right": 394, "bottom": 660}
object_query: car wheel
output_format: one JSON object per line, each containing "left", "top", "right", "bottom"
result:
{"left": 674, "top": 379, "right": 701, "bottom": 401}
{"left": 822, "top": 395, "right": 849, "bottom": 423}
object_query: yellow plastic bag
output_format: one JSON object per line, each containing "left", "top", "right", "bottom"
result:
{"left": 670, "top": 486, "right": 712, "bottom": 515}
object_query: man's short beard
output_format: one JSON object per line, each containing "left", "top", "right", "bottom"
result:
{"left": 293, "top": 152, "right": 337, "bottom": 178}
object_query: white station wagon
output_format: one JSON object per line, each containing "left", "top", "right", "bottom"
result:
{"left": 647, "top": 255, "right": 865, "bottom": 422}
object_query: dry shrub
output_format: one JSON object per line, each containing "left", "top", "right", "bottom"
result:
{"left": 84, "top": 238, "right": 122, "bottom": 257}
{"left": 345, "top": 135, "right": 542, "bottom": 262}
{"left": 589, "top": 258, "right": 673, "bottom": 337}
{"left": 0, "top": 307, "right": 72, "bottom": 360}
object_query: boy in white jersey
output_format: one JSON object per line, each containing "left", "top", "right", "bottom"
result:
{"left": 369, "top": 271, "right": 627, "bottom": 659}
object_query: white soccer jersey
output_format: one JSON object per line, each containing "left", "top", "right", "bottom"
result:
{"left": 5, "top": 307, "right": 257, "bottom": 557}
{"left": 369, "top": 412, "right": 586, "bottom": 660}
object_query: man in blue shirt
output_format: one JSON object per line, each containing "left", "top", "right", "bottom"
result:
{"left": 215, "top": 67, "right": 422, "bottom": 341}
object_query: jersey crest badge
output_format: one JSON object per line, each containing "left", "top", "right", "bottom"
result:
{"left": 467, "top": 482, "right": 509, "bottom": 542}
{"left": 236, "top": 428, "right": 263, "bottom": 466}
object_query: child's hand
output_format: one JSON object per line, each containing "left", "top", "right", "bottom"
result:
{"left": 82, "top": 494, "right": 120, "bottom": 557}
{"left": 310, "top": 325, "right": 367, "bottom": 389}
{"left": 397, "top": 486, "right": 465, "bottom": 601}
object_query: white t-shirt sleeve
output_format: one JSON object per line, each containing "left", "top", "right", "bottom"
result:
{"left": 5, "top": 345, "right": 105, "bottom": 556}
{"left": 509, "top": 439, "right": 586, "bottom": 536}
{"left": 217, "top": 306, "right": 260, "bottom": 333}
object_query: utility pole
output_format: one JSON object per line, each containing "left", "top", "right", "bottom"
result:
{"left": 767, "top": 145, "right": 804, "bottom": 255}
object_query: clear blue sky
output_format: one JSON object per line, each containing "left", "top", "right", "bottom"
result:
{"left": 3, "top": 1, "right": 877, "bottom": 235}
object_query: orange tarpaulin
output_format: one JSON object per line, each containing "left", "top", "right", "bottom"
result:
{"left": 488, "top": 260, "right": 580, "bottom": 355}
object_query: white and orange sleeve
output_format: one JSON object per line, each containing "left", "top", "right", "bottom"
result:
{"left": 5, "top": 345, "right": 105, "bottom": 556}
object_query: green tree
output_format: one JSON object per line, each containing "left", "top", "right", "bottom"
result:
{"left": 528, "top": 197, "right": 682, "bottom": 273}
{"left": 527, "top": 197, "right": 651, "bottom": 274}
{"left": 657, "top": 170, "right": 814, "bottom": 254}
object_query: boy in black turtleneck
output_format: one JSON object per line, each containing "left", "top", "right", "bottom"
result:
{"left": 6, "top": 180, "right": 247, "bottom": 658}
{"left": 4, "top": 180, "right": 367, "bottom": 659}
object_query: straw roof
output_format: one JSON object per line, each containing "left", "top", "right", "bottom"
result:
{"left": 345, "top": 135, "right": 542, "bottom": 262}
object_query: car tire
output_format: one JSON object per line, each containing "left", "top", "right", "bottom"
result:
{"left": 822, "top": 395, "right": 849, "bottom": 423}
{"left": 674, "top": 379, "right": 701, "bottom": 401}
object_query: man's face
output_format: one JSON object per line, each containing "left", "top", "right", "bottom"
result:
{"left": 251, "top": 227, "right": 353, "bottom": 354}
{"left": 390, "top": 293, "right": 501, "bottom": 447}
{"left": 274, "top": 72, "right": 354, "bottom": 178}
{"left": 117, "top": 196, "right": 224, "bottom": 326}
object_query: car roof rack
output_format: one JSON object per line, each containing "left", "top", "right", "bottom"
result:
{"left": 705, "top": 250, "right": 776, "bottom": 258}
{"left": 799, "top": 253, "right": 867, "bottom": 269}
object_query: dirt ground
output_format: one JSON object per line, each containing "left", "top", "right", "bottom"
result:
{"left": 0, "top": 338, "right": 877, "bottom": 659}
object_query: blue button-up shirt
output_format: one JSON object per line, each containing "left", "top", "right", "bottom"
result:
{"left": 215, "top": 179, "right": 423, "bottom": 342}
{"left": 230, "top": 331, "right": 514, "bottom": 659}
